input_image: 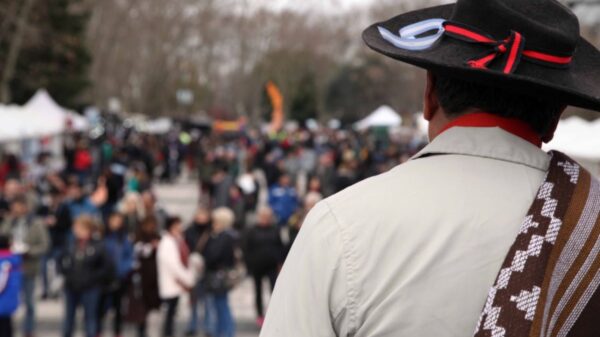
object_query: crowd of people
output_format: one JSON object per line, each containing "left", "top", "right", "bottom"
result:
{"left": 0, "top": 120, "right": 426, "bottom": 337}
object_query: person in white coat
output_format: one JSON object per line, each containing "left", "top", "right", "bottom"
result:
{"left": 157, "top": 216, "right": 200, "bottom": 337}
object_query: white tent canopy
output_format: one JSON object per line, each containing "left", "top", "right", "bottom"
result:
{"left": 23, "top": 89, "right": 68, "bottom": 137}
{"left": 0, "top": 89, "right": 89, "bottom": 142}
{"left": 25, "top": 89, "right": 89, "bottom": 133}
{"left": 545, "top": 116, "right": 600, "bottom": 161}
{"left": 0, "top": 105, "right": 28, "bottom": 142}
{"left": 355, "top": 105, "right": 402, "bottom": 130}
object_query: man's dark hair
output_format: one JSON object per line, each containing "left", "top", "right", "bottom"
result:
{"left": 165, "top": 216, "right": 182, "bottom": 231}
{"left": 432, "top": 73, "right": 565, "bottom": 136}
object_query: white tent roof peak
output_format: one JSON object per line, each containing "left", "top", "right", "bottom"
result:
{"left": 355, "top": 105, "right": 402, "bottom": 130}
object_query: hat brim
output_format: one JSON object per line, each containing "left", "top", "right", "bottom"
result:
{"left": 363, "top": 4, "right": 600, "bottom": 112}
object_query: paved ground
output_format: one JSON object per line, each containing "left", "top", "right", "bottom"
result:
{"left": 15, "top": 179, "right": 262, "bottom": 337}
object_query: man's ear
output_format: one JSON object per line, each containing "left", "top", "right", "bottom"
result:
{"left": 424, "top": 71, "right": 440, "bottom": 122}
{"left": 541, "top": 106, "right": 567, "bottom": 143}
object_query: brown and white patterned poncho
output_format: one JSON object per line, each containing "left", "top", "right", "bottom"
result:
{"left": 474, "top": 151, "right": 600, "bottom": 337}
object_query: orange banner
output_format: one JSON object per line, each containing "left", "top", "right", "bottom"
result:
{"left": 266, "top": 81, "right": 284, "bottom": 133}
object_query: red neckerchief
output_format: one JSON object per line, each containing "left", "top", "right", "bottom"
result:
{"left": 440, "top": 112, "right": 542, "bottom": 148}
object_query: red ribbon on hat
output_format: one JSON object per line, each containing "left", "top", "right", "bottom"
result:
{"left": 443, "top": 22, "right": 573, "bottom": 74}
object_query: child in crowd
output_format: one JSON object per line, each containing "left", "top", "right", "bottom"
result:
{"left": 0, "top": 235, "right": 21, "bottom": 337}
{"left": 59, "top": 215, "right": 114, "bottom": 337}
{"left": 97, "top": 212, "right": 133, "bottom": 337}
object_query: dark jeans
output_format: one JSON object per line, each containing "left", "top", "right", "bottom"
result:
{"left": 97, "top": 285, "right": 124, "bottom": 335}
{"left": 252, "top": 269, "right": 277, "bottom": 317}
{"left": 63, "top": 288, "right": 100, "bottom": 337}
{"left": 162, "top": 297, "right": 179, "bottom": 337}
{"left": 137, "top": 320, "right": 147, "bottom": 337}
{"left": 22, "top": 275, "right": 36, "bottom": 335}
{"left": 0, "top": 316, "right": 12, "bottom": 337}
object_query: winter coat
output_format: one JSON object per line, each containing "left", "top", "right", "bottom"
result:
{"left": 0, "top": 250, "right": 21, "bottom": 316}
{"left": 59, "top": 239, "right": 114, "bottom": 292}
{"left": 103, "top": 232, "right": 134, "bottom": 280}
{"left": 203, "top": 231, "right": 236, "bottom": 272}
{"left": 243, "top": 226, "right": 283, "bottom": 274}
{"left": 184, "top": 222, "right": 210, "bottom": 253}
{"left": 268, "top": 185, "right": 299, "bottom": 225}
{"left": 0, "top": 215, "right": 49, "bottom": 277}
{"left": 132, "top": 235, "right": 161, "bottom": 310}
{"left": 157, "top": 233, "right": 195, "bottom": 299}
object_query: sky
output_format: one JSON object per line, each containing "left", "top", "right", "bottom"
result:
{"left": 248, "top": 0, "right": 374, "bottom": 14}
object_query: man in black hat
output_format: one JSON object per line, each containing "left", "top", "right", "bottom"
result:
{"left": 260, "top": 0, "right": 600, "bottom": 336}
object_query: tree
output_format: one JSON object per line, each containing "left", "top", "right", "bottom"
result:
{"left": 0, "top": 0, "right": 92, "bottom": 108}
{"left": 0, "top": 0, "right": 37, "bottom": 103}
{"left": 325, "top": 57, "right": 423, "bottom": 124}
{"left": 290, "top": 72, "right": 319, "bottom": 123}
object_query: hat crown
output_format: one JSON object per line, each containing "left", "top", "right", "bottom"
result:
{"left": 451, "top": 0, "right": 580, "bottom": 55}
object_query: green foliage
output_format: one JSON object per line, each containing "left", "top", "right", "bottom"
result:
{"left": 6, "top": 0, "right": 91, "bottom": 108}
{"left": 290, "top": 72, "right": 318, "bottom": 123}
{"left": 325, "top": 56, "right": 424, "bottom": 124}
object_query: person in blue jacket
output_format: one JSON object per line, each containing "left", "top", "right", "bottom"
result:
{"left": 267, "top": 174, "right": 299, "bottom": 226}
{"left": 0, "top": 234, "right": 22, "bottom": 337}
{"left": 97, "top": 212, "right": 133, "bottom": 337}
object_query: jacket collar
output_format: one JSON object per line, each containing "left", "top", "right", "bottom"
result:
{"left": 412, "top": 127, "right": 550, "bottom": 172}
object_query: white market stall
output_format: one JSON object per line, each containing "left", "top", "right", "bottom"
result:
{"left": 545, "top": 116, "right": 600, "bottom": 176}
{"left": 24, "top": 89, "right": 89, "bottom": 136}
{"left": 355, "top": 105, "right": 402, "bottom": 130}
{"left": 0, "top": 89, "right": 90, "bottom": 164}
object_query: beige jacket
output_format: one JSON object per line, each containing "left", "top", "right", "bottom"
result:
{"left": 261, "top": 127, "right": 551, "bottom": 337}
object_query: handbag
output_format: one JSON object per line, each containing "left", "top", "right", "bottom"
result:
{"left": 204, "top": 264, "right": 244, "bottom": 295}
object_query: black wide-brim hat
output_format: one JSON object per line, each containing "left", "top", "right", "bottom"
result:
{"left": 363, "top": 0, "right": 600, "bottom": 112}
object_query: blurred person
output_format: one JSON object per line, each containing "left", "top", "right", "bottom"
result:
{"left": 73, "top": 139, "right": 93, "bottom": 184}
{"left": 184, "top": 207, "right": 212, "bottom": 336}
{"left": 306, "top": 176, "right": 323, "bottom": 196}
{"left": 127, "top": 216, "right": 162, "bottom": 337}
{"left": 119, "top": 192, "right": 145, "bottom": 235}
{"left": 141, "top": 191, "right": 168, "bottom": 230}
{"left": 227, "top": 185, "right": 246, "bottom": 230}
{"left": 99, "top": 166, "right": 126, "bottom": 224}
{"left": 211, "top": 166, "right": 234, "bottom": 208}
{"left": 59, "top": 215, "right": 113, "bottom": 337}
{"left": 242, "top": 207, "right": 283, "bottom": 327}
{"left": 27, "top": 153, "right": 51, "bottom": 185}
{"left": 66, "top": 180, "right": 101, "bottom": 221}
{"left": 286, "top": 192, "right": 323, "bottom": 253}
{"left": 0, "top": 179, "right": 24, "bottom": 220}
{"left": 157, "top": 216, "right": 196, "bottom": 337}
{"left": 97, "top": 212, "right": 133, "bottom": 337}
{"left": 268, "top": 174, "right": 298, "bottom": 226}
{"left": 314, "top": 152, "right": 336, "bottom": 197}
{"left": 0, "top": 235, "right": 21, "bottom": 337}
{"left": 0, "top": 154, "right": 22, "bottom": 188}
{"left": 203, "top": 207, "right": 237, "bottom": 337}
{"left": 261, "top": 1, "right": 600, "bottom": 336}
{"left": 37, "top": 190, "right": 72, "bottom": 299}
{"left": 0, "top": 196, "right": 49, "bottom": 337}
